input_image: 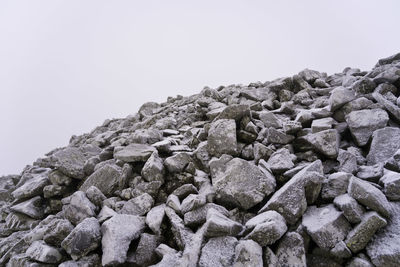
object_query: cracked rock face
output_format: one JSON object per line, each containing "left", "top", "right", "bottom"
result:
{"left": 1, "top": 52, "right": 400, "bottom": 266}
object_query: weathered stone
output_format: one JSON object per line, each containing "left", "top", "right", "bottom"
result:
{"left": 97, "top": 205, "right": 117, "bottom": 223}
{"left": 204, "top": 208, "right": 243, "bottom": 237}
{"left": 345, "top": 211, "right": 387, "bottom": 253}
{"left": 172, "top": 184, "right": 198, "bottom": 199}
{"left": 207, "top": 119, "right": 237, "bottom": 157}
{"left": 329, "top": 86, "right": 356, "bottom": 111}
{"left": 346, "top": 257, "right": 374, "bottom": 267}
{"left": 379, "top": 170, "right": 400, "bottom": 200}
{"left": 12, "top": 171, "right": 50, "bottom": 201}
{"left": 266, "top": 128, "right": 295, "bottom": 144}
{"left": 129, "top": 128, "right": 163, "bottom": 144}
{"left": 61, "top": 217, "right": 101, "bottom": 260}
{"left": 199, "top": 236, "right": 237, "bottom": 267}
{"left": 267, "top": 148, "right": 295, "bottom": 174}
{"left": 302, "top": 204, "right": 352, "bottom": 249}
{"left": 164, "top": 152, "right": 192, "bottom": 173}
{"left": 259, "top": 111, "right": 282, "bottom": 128}
{"left": 11, "top": 196, "right": 44, "bottom": 219}
{"left": 244, "top": 210, "right": 287, "bottom": 246}
{"left": 330, "top": 240, "right": 352, "bottom": 259}
{"left": 180, "top": 194, "right": 206, "bottom": 214}
{"left": 114, "top": 143, "right": 156, "bottom": 162}
{"left": 334, "top": 194, "right": 365, "bottom": 224}
{"left": 43, "top": 218, "right": 74, "bottom": 246}
{"left": 164, "top": 207, "right": 194, "bottom": 250}
{"left": 26, "top": 240, "right": 63, "bottom": 264}
{"left": 80, "top": 165, "right": 121, "bottom": 196}
{"left": 101, "top": 214, "right": 145, "bottom": 266}
{"left": 85, "top": 185, "right": 106, "bottom": 207}
{"left": 62, "top": 191, "right": 97, "bottom": 225}
{"left": 212, "top": 158, "right": 275, "bottom": 210}
{"left": 184, "top": 203, "right": 229, "bottom": 227}
{"left": 276, "top": 232, "right": 307, "bottom": 267}
{"left": 346, "top": 109, "right": 388, "bottom": 146}
{"left": 357, "top": 164, "right": 384, "bottom": 182}
{"left": 146, "top": 204, "right": 165, "bottom": 235}
{"left": 311, "top": 117, "right": 336, "bottom": 133}
{"left": 263, "top": 247, "right": 278, "bottom": 267}
{"left": 321, "top": 172, "right": 352, "bottom": 200}
{"left": 337, "top": 149, "right": 358, "bottom": 174}
{"left": 142, "top": 152, "right": 165, "bottom": 182}
{"left": 59, "top": 254, "right": 101, "bottom": 267}
{"left": 120, "top": 193, "right": 154, "bottom": 216}
{"left": 301, "top": 129, "right": 340, "bottom": 158}
{"left": 348, "top": 177, "right": 391, "bottom": 218}
{"left": 367, "top": 127, "right": 400, "bottom": 165}
{"left": 127, "top": 233, "right": 161, "bottom": 266}
{"left": 214, "top": 104, "right": 251, "bottom": 122}
{"left": 233, "top": 240, "right": 263, "bottom": 267}
{"left": 51, "top": 147, "right": 87, "bottom": 179}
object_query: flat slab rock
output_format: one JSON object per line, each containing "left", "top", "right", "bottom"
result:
{"left": 114, "top": 143, "right": 156, "bottom": 162}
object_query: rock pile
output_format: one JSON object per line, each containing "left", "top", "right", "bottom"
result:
{"left": 1, "top": 53, "right": 400, "bottom": 267}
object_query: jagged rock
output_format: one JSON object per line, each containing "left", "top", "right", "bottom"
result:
{"left": 164, "top": 152, "right": 192, "bottom": 173}
{"left": 337, "top": 149, "right": 358, "bottom": 174}
{"left": 62, "top": 191, "right": 97, "bottom": 225}
{"left": 367, "top": 127, "right": 400, "bottom": 165}
{"left": 346, "top": 257, "right": 374, "bottom": 267}
{"left": 356, "top": 164, "right": 383, "bottom": 182}
{"left": 101, "top": 214, "right": 145, "bottom": 266}
{"left": 142, "top": 152, "right": 165, "bottom": 182}
{"left": 321, "top": 172, "right": 352, "bottom": 200}
{"left": 120, "top": 193, "right": 154, "bottom": 216}
{"left": 61, "top": 217, "right": 101, "bottom": 260}
{"left": 12, "top": 171, "right": 50, "bottom": 201}
{"left": 25, "top": 240, "right": 63, "bottom": 264}
{"left": 11, "top": 196, "right": 44, "bottom": 219}
{"left": 198, "top": 236, "right": 237, "bottom": 267}
{"left": 311, "top": 117, "right": 336, "bottom": 133}
{"left": 263, "top": 247, "right": 278, "bottom": 267}
{"left": 301, "top": 129, "right": 340, "bottom": 158}
{"left": 345, "top": 211, "right": 387, "bottom": 253}
{"left": 172, "top": 184, "right": 198, "bottom": 199}
{"left": 266, "top": 148, "right": 295, "bottom": 174}
{"left": 114, "top": 143, "right": 156, "bottom": 162}
{"left": 214, "top": 104, "right": 251, "bottom": 122}
{"left": 180, "top": 194, "right": 206, "bottom": 214}
{"left": 184, "top": 203, "right": 229, "bottom": 227}
{"left": 212, "top": 157, "right": 275, "bottom": 210}
{"left": 97, "top": 205, "right": 117, "bottom": 223}
{"left": 146, "top": 204, "right": 165, "bottom": 235}
{"left": 266, "top": 128, "right": 295, "bottom": 144}
{"left": 51, "top": 147, "right": 87, "bottom": 179}
{"left": 259, "top": 160, "right": 324, "bottom": 225}
{"left": 5, "top": 212, "right": 39, "bottom": 231}
{"left": 276, "top": 232, "right": 307, "bottom": 267}
{"left": 346, "top": 109, "right": 388, "bottom": 146}
{"left": 329, "top": 86, "right": 356, "bottom": 111}
{"left": 43, "top": 218, "right": 74, "bottom": 246}
{"left": 164, "top": 207, "right": 194, "bottom": 250}
{"left": 207, "top": 119, "right": 237, "bottom": 157}
{"left": 79, "top": 165, "right": 121, "bottom": 196}
{"left": 302, "top": 204, "right": 351, "bottom": 249}
{"left": 348, "top": 177, "right": 391, "bottom": 218}
{"left": 259, "top": 111, "right": 282, "bottom": 128}
{"left": 334, "top": 194, "right": 365, "bottom": 224}
{"left": 330, "top": 241, "right": 352, "bottom": 259}
{"left": 379, "top": 170, "right": 400, "bottom": 200}
{"left": 244, "top": 210, "right": 287, "bottom": 246}
{"left": 204, "top": 208, "right": 243, "bottom": 237}
{"left": 59, "top": 254, "right": 101, "bottom": 267}
{"left": 85, "top": 186, "right": 106, "bottom": 207}
{"left": 232, "top": 240, "right": 263, "bottom": 267}
{"left": 127, "top": 233, "right": 161, "bottom": 266}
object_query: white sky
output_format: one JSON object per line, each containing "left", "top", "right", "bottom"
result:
{"left": 0, "top": 0, "right": 399, "bottom": 175}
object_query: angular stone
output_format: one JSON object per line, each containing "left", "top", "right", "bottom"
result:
{"left": 172, "top": 184, "right": 198, "bottom": 199}
{"left": 367, "top": 127, "right": 400, "bottom": 165}
{"left": 302, "top": 204, "right": 352, "bottom": 249}
{"left": 204, "top": 208, "right": 243, "bottom": 237}
{"left": 212, "top": 158, "right": 276, "bottom": 210}
{"left": 184, "top": 203, "right": 229, "bottom": 227}
{"left": 347, "top": 257, "right": 374, "bottom": 267}
{"left": 329, "top": 86, "right": 356, "bottom": 111}
{"left": 373, "top": 91, "right": 400, "bottom": 122}
{"left": 120, "top": 193, "right": 154, "bottom": 216}
{"left": 97, "top": 205, "right": 117, "bottom": 223}
{"left": 263, "top": 247, "right": 278, "bottom": 267}
{"left": 51, "top": 147, "right": 87, "bottom": 179}
{"left": 357, "top": 164, "right": 384, "bottom": 182}
{"left": 43, "top": 218, "right": 74, "bottom": 246}
{"left": 267, "top": 148, "right": 295, "bottom": 174}
{"left": 199, "top": 236, "right": 237, "bottom": 267}
{"left": 321, "top": 172, "right": 352, "bottom": 200}
{"left": 127, "top": 233, "right": 161, "bottom": 266}
{"left": 337, "top": 149, "right": 358, "bottom": 174}
{"left": 59, "top": 254, "right": 101, "bottom": 267}
{"left": 233, "top": 240, "right": 263, "bottom": 267}
{"left": 348, "top": 177, "right": 391, "bottom": 218}
{"left": 302, "top": 129, "right": 340, "bottom": 158}
{"left": 259, "top": 111, "right": 282, "bottom": 128}
{"left": 276, "top": 232, "right": 307, "bottom": 267}
{"left": 180, "top": 194, "right": 206, "bottom": 214}
{"left": 11, "top": 196, "right": 44, "bottom": 219}
{"left": 334, "top": 194, "right": 365, "bottom": 224}
{"left": 62, "top": 191, "right": 97, "bottom": 225}
{"left": 114, "top": 143, "right": 156, "bottom": 162}
{"left": 259, "top": 160, "right": 324, "bottom": 225}
{"left": 79, "top": 165, "right": 121, "bottom": 197}
{"left": 141, "top": 152, "right": 165, "bottom": 182}
{"left": 214, "top": 104, "right": 251, "bottom": 122}
{"left": 379, "top": 170, "right": 400, "bottom": 200}
{"left": 43, "top": 184, "right": 69, "bottom": 198}
{"left": 164, "top": 152, "right": 192, "bottom": 173}
{"left": 129, "top": 128, "right": 163, "bottom": 144}
{"left": 311, "top": 117, "right": 336, "bottom": 133}
{"left": 146, "top": 204, "right": 165, "bottom": 235}
{"left": 101, "top": 214, "right": 146, "bottom": 266}
{"left": 346, "top": 109, "right": 388, "bottom": 146}
{"left": 266, "top": 128, "right": 294, "bottom": 144}
{"left": 26, "top": 240, "right": 63, "bottom": 264}
{"left": 5, "top": 212, "right": 39, "bottom": 232}
{"left": 244, "top": 210, "right": 287, "bottom": 246}
{"left": 12, "top": 171, "right": 50, "bottom": 201}
{"left": 330, "top": 241, "right": 352, "bottom": 259}
{"left": 207, "top": 119, "right": 237, "bottom": 157}
{"left": 61, "top": 217, "right": 101, "bottom": 260}
{"left": 345, "top": 211, "right": 387, "bottom": 253}
{"left": 164, "top": 207, "right": 194, "bottom": 250}
{"left": 85, "top": 185, "right": 107, "bottom": 207}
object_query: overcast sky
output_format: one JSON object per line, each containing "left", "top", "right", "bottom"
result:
{"left": 0, "top": 0, "right": 399, "bottom": 175}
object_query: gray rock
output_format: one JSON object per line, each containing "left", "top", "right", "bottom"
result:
{"left": 212, "top": 158, "right": 275, "bottom": 210}
{"left": 357, "top": 164, "right": 383, "bottom": 182}
{"left": 180, "top": 194, "right": 206, "bottom": 214}
{"left": 334, "top": 194, "right": 365, "bottom": 224}
{"left": 184, "top": 203, "right": 229, "bottom": 227}
{"left": 43, "top": 218, "right": 74, "bottom": 246}
{"left": 6, "top": 253, "right": 50, "bottom": 267}
{"left": 164, "top": 207, "right": 194, "bottom": 250}
{"left": 101, "top": 214, "right": 146, "bottom": 266}
{"left": 346, "top": 109, "right": 388, "bottom": 146}
{"left": 276, "top": 232, "right": 307, "bottom": 267}
{"left": 282, "top": 120, "right": 303, "bottom": 134}
{"left": 321, "top": 172, "right": 352, "bottom": 200}
{"left": 302, "top": 204, "right": 351, "bottom": 249}
{"left": 129, "top": 128, "right": 163, "bottom": 144}
{"left": 266, "top": 128, "right": 295, "bottom": 144}
{"left": 337, "top": 149, "right": 358, "bottom": 174}
{"left": 11, "top": 196, "right": 44, "bottom": 219}
{"left": 233, "top": 240, "right": 263, "bottom": 267}
{"left": 97, "top": 205, "right": 117, "bottom": 223}
{"left": 120, "top": 193, "right": 154, "bottom": 216}
{"left": 43, "top": 184, "right": 69, "bottom": 198}
{"left": 164, "top": 152, "right": 192, "bottom": 173}
{"left": 214, "top": 104, "right": 251, "bottom": 122}
{"left": 114, "top": 143, "right": 156, "bottom": 162}
{"left": 379, "top": 170, "right": 400, "bottom": 200}
{"left": 259, "top": 160, "right": 324, "bottom": 225}
{"left": 351, "top": 77, "right": 376, "bottom": 94}
{"left": 348, "top": 177, "right": 391, "bottom": 218}
{"left": 51, "top": 147, "right": 87, "bottom": 179}
{"left": 204, "top": 208, "right": 243, "bottom": 237}
{"left": 142, "top": 152, "right": 165, "bottom": 182}
{"left": 80, "top": 165, "right": 121, "bottom": 197}
{"left": 26, "top": 240, "right": 63, "bottom": 264}
{"left": 48, "top": 170, "right": 72, "bottom": 186}
{"left": 259, "top": 111, "right": 282, "bottom": 128}
{"left": 366, "top": 202, "right": 400, "bottom": 267}
{"left": 346, "top": 257, "right": 374, "bottom": 267}
{"left": 85, "top": 186, "right": 106, "bottom": 207}
{"left": 372, "top": 90, "right": 400, "bottom": 122}
{"left": 345, "top": 211, "right": 387, "bottom": 253}
{"left": 367, "top": 127, "right": 400, "bottom": 165}
{"left": 59, "top": 254, "right": 101, "bottom": 267}
{"left": 146, "top": 204, "right": 165, "bottom": 235}
{"left": 62, "top": 191, "right": 97, "bottom": 225}
{"left": 311, "top": 117, "right": 336, "bottom": 133}
{"left": 198, "top": 236, "right": 237, "bottom": 267}
{"left": 5, "top": 212, "right": 39, "bottom": 232}
{"left": 12, "top": 171, "right": 50, "bottom": 201}
{"left": 329, "top": 86, "right": 356, "bottom": 111}
{"left": 267, "top": 148, "right": 295, "bottom": 174}
{"left": 207, "top": 119, "right": 237, "bottom": 157}
{"left": 0, "top": 230, "right": 29, "bottom": 265}
{"left": 263, "top": 247, "right": 278, "bottom": 267}
{"left": 127, "top": 233, "right": 161, "bottom": 266}
{"left": 172, "top": 184, "right": 198, "bottom": 199}
{"left": 244, "top": 210, "right": 287, "bottom": 246}
{"left": 302, "top": 129, "right": 340, "bottom": 158}
{"left": 330, "top": 241, "right": 352, "bottom": 259}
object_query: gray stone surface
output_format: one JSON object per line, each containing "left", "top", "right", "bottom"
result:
{"left": 199, "top": 236, "right": 237, "bottom": 267}
{"left": 232, "top": 240, "right": 263, "bottom": 267}
{"left": 51, "top": 147, "right": 87, "bottom": 179}
{"left": 62, "top": 191, "right": 97, "bottom": 225}
{"left": 114, "top": 143, "right": 156, "bottom": 162}
{"left": 80, "top": 165, "right": 121, "bottom": 196}
{"left": 276, "top": 232, "right": 307, "bottom": 267}
{"left": 367, "top": 127, "right": 400, "bottom": 165}
{"left": 26, "top": 240, "right": 63, "bottom": 264}
{"left": 207, "top": 119, "right": 238, "bottom": 157}
{"left": 204, "top": 208, "right": 243, "bottom": 237}
{"left": 334, "top": 194, "right": 365, "bottom": 224}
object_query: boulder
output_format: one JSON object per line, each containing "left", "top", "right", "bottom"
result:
{"left": 232, "top": 240, "right": 263, "bottom": 267}
{"left": 198, "top": 236, "right": 237, "bottom": 267}
{"left": 120, "top": 193, "right": 154, "bottom": 216}
{"left": 204, "top": 208, "right": 243, "bottom": 237}
{"left": 321, "top": 172, "right": 352, "bottom": 200}
{"left": 62, "top": 191, "right": 97, "bottom": 225}
{"left": 43, "top": 218, "right": 74, "bottom": 246}
{"left": 329, "top": 86, "right": 356, "bottom": 111}
{"left": 12, "top": 171, "right": 50, "bottom": 201}
{"left": 10, "top": 196, "right": 44, "bottom": 219}
{"left": 25, "top": 240, "right": 63, "bottom": 264}
{"left": 266, "top": 148, "right": 295, "bottom": 174}
{"left": 301, "top": 129, "right": 340, "bottom": 158}
{"left": 207, "top": 119, "right": 237, "bottom": 157}
{"left": 146, "top": 204, "right": 165, "bottom": 235}
{"left": 114, "top": 143, "right": 156, "bottom": 162}
{"left": 334, "top": 194, "right": 365, "bottom": 224}
{"left": 367, "top": 127, "right": 400, "bottom": 165}
{"left": 379, "top": 170, "right": 400, "bottom": 200}
{"left": 85, "top": 185, "right": 107, "bottom": 207}
{"left": 164, "top": 152, "right": 192, "bottom": 173}
{"left": 127, "top": 233, "right": 161, "bottom": 266}
{"left": 80, "top": 165, "right": 121, "bottom": 196}
{"left": 141, "top": 152, "right": 165, "bottom": 182}
{"left": 51, "top": 147, "right": 87, "bottom": 179}
{"left": 276, "top": 232, "right": 307, "bottom": 267}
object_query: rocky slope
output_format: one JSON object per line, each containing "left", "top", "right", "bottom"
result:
{"left": 1, "top": 53, "right": 400, "bottom": 267}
